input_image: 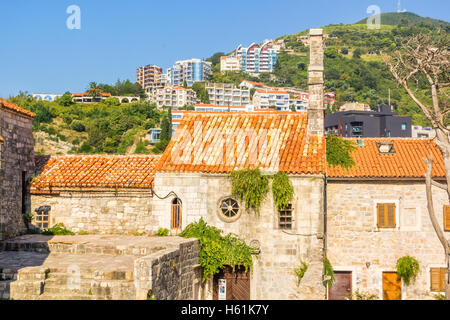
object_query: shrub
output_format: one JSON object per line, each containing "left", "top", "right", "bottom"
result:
{"left": 42, "top": 223, "right": 75, "bottom": 235}
{"left": 347, "top": 290, "right": 379, "bottom": 300}
{"left": 180, "top": 218, "right": 253, "bottom": 282}
{"left": 157, "top": 228, "right": 169, "bottom": 236}
{"left": 396, "top": 256, "right": 420, "bottom": 285}
{"left": 230, "top": 168, "right": 269, "bottom": 214}
{"left": 71, "top": 120, "right": 86, "bottom": 132}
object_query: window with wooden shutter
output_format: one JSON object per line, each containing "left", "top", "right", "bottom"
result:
{"left": 444, "top": 205, "right": 450, "bottom": 231}
{"left": 171, "top": 198, "right": 182, "bottom": 231}
{"left": 377, "top": 203, "right": 396, "bottom": 228}
{"left": 430, "top": 268, "right": 447, "bottom": 292}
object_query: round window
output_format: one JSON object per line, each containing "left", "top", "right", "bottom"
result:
{"left": 218, "top": 197, "right": 241, "bottom": 222}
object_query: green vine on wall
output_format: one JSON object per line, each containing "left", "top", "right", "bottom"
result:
{"left": 272, "top": 172, "right": 294, "bottom": 211}
{"left": 396, "top": 256, "right": 420, "bottom": 285}
{"left": 323, "top": 257, "right": 335, "bottom": 288}
{"left": 180, "top": 218, "right": 253, "bottom": 282}
{"left": 230, "top": 168, "right": 269, "bottom": 214}
{"left": 294, "top": 261, "right": 309, "bottom": 286}
{"left": 326, "top": 135, "right": 356, "bottom": 169}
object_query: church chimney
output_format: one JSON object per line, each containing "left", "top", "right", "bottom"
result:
{"left": 307, "top": 28, "right": 325, "bottom": 137}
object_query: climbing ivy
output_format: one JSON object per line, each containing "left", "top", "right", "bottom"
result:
{"left": 396, "top": 256, "right": 420, "bottom": 285}
{"left": 294, "top": 261, "right": 309, "bottom": 286}
{"left": 323, "top": 257, "right": 335, "bottom": 288}
{"left": 272, "top": 172, "right": 294, "bottom": 210}
{"left": 180, "top": 218, "right": 253, "bottom": 282}
{"left": 230, "top": 168, "right": 269, "bottom": 214}
{"left": 326, "top": 135, "right": 356, "bottom": 169}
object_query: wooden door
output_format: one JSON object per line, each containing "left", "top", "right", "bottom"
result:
{"left": 213, "top": 266, "right": 250, "bottom": 300}
{"left": 382, "top": 272, "right": 402, "bottom": 300}
{"left": 328, "top": 271, "right": 352, "bottom": 300}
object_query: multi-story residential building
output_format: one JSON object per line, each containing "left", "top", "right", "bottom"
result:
{"left": 167, "top": 59, "right": 212, "bottom": 87}
{"left": 136, "top": 64, "right": 163, "bottom": 90}
{"left": 151, "top": 87, "right": 198, "bottom": 109}
{"left": 144, "top": 73, "right": 170, "bottom": 99}
{"left": 325, "top": 105, "right": 412, "bottom": 137}
{"left": 206, "top": 83, "right": 251, "bottom": 106}
{"left": 194, "top": 104, "right": 252, "bottom": 113}
{"left": 252, "top": 89, "right": 290, "bottom": 110}
{"left": 226, "top": 40, "right": 279, "bottom": 75}
{"left": 220, "top": 56, "right": 241, "bottom": 72}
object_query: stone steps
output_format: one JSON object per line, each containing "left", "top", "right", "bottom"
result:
{"left": 1, "top": 240, "right": 166, "bottom": 257}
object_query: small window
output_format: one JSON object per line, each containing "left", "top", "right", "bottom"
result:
{"left": 35, "top": 206, "right": 51, "bottom": 230}
{"left": 171, "top": 198, "right": 182, "bottom": 231}
{"left": 376, "top": 142, "right": 395, "bottom": 154}
{"left": 279, "top": 204, "right": 293, "bottom": 230}
{"left": 430, "top": 268, "right": 447, "bottom": 292}
{"left": 401, "top": 123, "right": 407, "bottom": 131}
{"left": 377, "top": 203, "right": 396, "bottom": 228}
{"left": 444, "top": 205, "right": 450, "bottom": 231}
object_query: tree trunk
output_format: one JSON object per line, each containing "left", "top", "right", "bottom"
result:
{"left": 423, "top": 153, "right": 450, "bottom": 299}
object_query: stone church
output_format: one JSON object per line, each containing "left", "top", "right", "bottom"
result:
{"left": 0, "top": 98, "right": 35, "bottom": 241}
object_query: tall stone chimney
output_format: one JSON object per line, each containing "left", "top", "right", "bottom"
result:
{"left": 307, "top": 28, "right": 325, "bottom": 136}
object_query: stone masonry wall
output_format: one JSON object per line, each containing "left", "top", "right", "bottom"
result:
{"left": 327, "top": 181, "right": 450, "bottom": 300}
{"left": 152, "top": 172, "right": 326, "bottom": 300}
{"left": 134, "top": 238, "right": 202, "bottom": 300}
{"left": 31, "top": 191, "right": 157, "bottom": 234}
{"left": 0, "top": 109, "right": 35, "bottom": 240}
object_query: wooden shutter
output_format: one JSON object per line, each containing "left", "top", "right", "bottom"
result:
{"left": 430, "top": 268, "right": 446, "bottom": 292}
{"left": 444, "top": 205, "right": 450, "bottom": 231}
{"left": 377, "top": 203, "right": 396, "bottom": 228}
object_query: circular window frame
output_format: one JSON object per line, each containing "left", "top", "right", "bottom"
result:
{"left": 217, "top": 196, "right": 242, "bottom": 223}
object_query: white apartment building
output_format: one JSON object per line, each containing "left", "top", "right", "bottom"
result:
{"left": 167, "top": 59, "right": 212, "bottom": 87}
{"left": 220, "top": 56, "right": 241, "bottom": 72}
{"left": 151, "top": 87, "right": 198, "bottom": 109}
{"left": 252, "top": 89, "right": 290, "bottom": 109}
{"left": 206, "top": 83, "right": 251, "bottom": 106}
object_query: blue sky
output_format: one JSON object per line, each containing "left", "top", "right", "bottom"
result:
{"left": 0, "top": 0, "right": 448, "bottom": 97}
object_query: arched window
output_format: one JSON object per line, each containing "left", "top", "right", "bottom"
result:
{"left": 171, "top": 198, "right": 182, "bottom": 231}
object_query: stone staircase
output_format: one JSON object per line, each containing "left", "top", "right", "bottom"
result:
{"left": 0, "top": 258, "right": 137, "bottom": 300}
{"left": 0, "top": 235, "right": 200, "bottom": 300}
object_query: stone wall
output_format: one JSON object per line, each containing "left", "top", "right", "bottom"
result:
{"left": 327, "top": 180, "right": 450, "bottom": 300}
{"left": 30, "top": 191, "right": 157, "bottom": 234}
{"left": 134, "top": 238, "right": 202, "bottom": 300}
{"left": 0, "top": 109, "right": 35, "bottom": 240}
{"left": 152, "top": 172, "right": 326, "bottom": 300}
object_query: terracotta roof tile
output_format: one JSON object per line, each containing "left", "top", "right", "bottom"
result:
{"left": 327, "top": 138, "right": 445, "bottom": 178}
{"left": 157, "top": 112, "right": 325, "bottom": 175}
{"left": 0, "top": 98, "right": 35, "bottom": 118}
{"left": 31, "top": 154, "right": 161, "bottom": 191}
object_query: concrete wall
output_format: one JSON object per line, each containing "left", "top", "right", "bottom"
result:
{"left": 0, "top": 109, "right": 35, "bottom": 240}
{"left": 31, "top": 191, "right": 156, "bottom": 234}
{"left": 152, "top": 172, "right": 326, "bottom": 300}
{"left": 327, "top": 180, "right": 449, "bottom": 300}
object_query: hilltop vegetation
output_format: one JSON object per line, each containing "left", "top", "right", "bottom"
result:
{"left": 9, "top": 92, "right": 165, "bottom": 155}
{"left": 356, "top": 12, "right": 450, "bottom": 28}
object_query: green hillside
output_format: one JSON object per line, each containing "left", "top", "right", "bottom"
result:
{"left": 356, "top": 12, "right": 450, "bottom": 28}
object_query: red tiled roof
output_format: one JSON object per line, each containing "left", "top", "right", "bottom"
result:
{"left": 31, "top": 154, "right": 161, "bottom": 191}
{"left": 327, "top": 138, "right": 445, "bottom": 179}
{"left": 73, "top": 91, "right": 111, "bottom": 97}
{"left": 0, "top": 98, "right": 35, "bottom": 118}
{"left": 157, "top": 112, "right": 325, "bottom": 175}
